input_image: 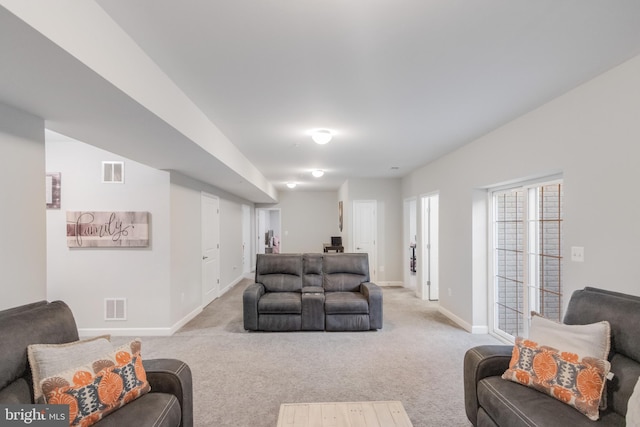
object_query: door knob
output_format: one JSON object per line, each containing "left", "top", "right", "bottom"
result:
{"left": 202, "top": 256, "right": 208, "bottom": 260}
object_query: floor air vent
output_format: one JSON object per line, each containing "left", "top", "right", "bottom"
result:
{"left": 104, "top": 298, "right": 127, "bottom": 321}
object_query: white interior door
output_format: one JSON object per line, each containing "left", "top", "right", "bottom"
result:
{"left": 421, "top": 194, "right": 439, "bottom": 300}
{"left": 353, "top": 200, "right": 377, "bottom": 282}
{"left": 201, "top": 193, "right": 220, "bottom": 306}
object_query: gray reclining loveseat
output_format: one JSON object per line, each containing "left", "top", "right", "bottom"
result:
{"left": 243, "top": 253, "right": 383, "bottom": 332}
{"left": 464, "top": 287, "right": 640, "bottom": 426}
{"left": 0, "top": 300, "right": 193, "bottom": 427}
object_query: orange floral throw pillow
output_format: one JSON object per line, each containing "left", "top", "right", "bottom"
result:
{"left": 40, "top": 340, "right": 150, "bottom": 427}
{"left": 502, "top": 337, "right": 610, "bottom": 421}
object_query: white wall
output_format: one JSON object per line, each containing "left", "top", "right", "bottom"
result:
{"left": 44, "top": 139, "right": 252, "bottom": 334}
{"left": 46, "top": 138, "right": 172, "bottom": 332}
{"left": 169, "top": 172, "right": 253, "bottom": 317}
{"left": 344, "top": 178, "right": 403, "bottom": 283}
{"left": 0, "top": 103, "right": 46, "bottom": 310}
{"left": 259, "top": 191, "right": 339, "bottom": 253}
{"left": 402, "top": 53, "right": 640, "bottom": 332}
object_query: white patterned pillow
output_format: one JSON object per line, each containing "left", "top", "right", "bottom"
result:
{"left": 28, "top": 335, "right": 112, "bottom": 403}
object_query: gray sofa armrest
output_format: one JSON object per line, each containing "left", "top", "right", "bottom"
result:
{"left": 243, "top": 283, "right": 265, "bottom": 330}
{"left": 463, "top": 345, "right": 513, "bottom": 427}
{"left": 143, "top": 358, "right": 193, "bottom": 427}
{"left": 361, "top": 282, "right": 383, "bottom": 330}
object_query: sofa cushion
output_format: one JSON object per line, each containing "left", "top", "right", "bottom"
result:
{"left": 258, "top": 292, "right": 301, "bottom": 314}
{"left": 477, "top": 376, "right": 624, "bottom": 427}
{"left": 325, "top": 292, "right": 369, "bottom": 314}
{"left": 303, "top": 253, "right": 323, "bottom": 288}
{"left": 41, "top": 339, "right": 150, "bottom": 427}
{"left": 256, "top": 254, "right": 303, "bottom": 292}
{"left": 323, "top": 254, "right": 369, "bottom": 292}
{"left": 28, "top": 335, "right": 113, "bottom": 403}
{"left": 501, "top": 337, "right": 610, "bottom": 420}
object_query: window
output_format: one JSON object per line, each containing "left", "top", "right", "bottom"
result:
{"left": 491, "top": 180, "right": 563, "bottom": 340}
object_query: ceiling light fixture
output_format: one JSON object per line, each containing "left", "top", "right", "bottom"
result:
{"left": 312, "top": 169, "right": 325, "bottom": 178}
{"left": 311, "top": 129, "right": 332, "bottom": 145}
{"left": 286, "top": 182, "right": 297, "bottom": 189}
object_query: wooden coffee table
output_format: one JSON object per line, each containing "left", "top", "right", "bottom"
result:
{"left": 276, "top": 401, "right": 413, "bottom": 427}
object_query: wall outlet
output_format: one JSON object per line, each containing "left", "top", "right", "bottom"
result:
{"left": 571, "top": 246, "right": 585, "bottom": 262}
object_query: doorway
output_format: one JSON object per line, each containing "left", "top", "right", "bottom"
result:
{"left": 404, "top": 198, "right": 417, "bottom": 290}
{"left": 421, "top": 194, "right": 439, "bottom": 301}
{"left": 201, "top": 193, "right": 220, "bottom": 306}
{"left": 353, "top": 200, "right": 377, "bottom": 282}
{"left": 256, "top": 208, "right": 281, "bottom": 254}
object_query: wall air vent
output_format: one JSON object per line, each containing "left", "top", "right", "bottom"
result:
{"left": 104, "top": 298, "right": 127, "bottom": 321}
{"left": 102, "top": 161, "right": 124, "bottom": 183}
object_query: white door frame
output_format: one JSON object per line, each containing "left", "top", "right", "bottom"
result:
{"left": 352, "top": 200, "right": 377, "bottom": 283}
{"left": 403, "top": 197, "right": 417, "bottom": 291}
{"left": 242, "top": 204, "right": 251, "bottom": 274}
{"left": 421, "top": 193, "right": 439, "bottom": 301}
{"left": 201, "top": 192, "right": 220, "bottom": 306}
{"left": 255, "top": 207, "right": 281, "bottom": 254}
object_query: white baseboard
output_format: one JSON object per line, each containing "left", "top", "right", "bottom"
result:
{"left": 437, "top": 305, "right": 489, "bottom": 334}
{"left": 471, "top": 325, "right": 489, "bottom": 334}
{"left": 438, "top": 305, "right": 473, "bottom": 333}
{"left": 78, "top": 304, "right": 203, "bottom": 337}
{"left": 78, "top": 327, "right": 173, "bottom": 337}
{"left": 377, "top": 281, "right": 403, "bottom": 287}
{"left": 169, "top": 305, "right": 203, "bottom": 335}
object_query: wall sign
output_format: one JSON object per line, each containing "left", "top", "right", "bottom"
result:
{"left": 66, "top": 211, "right": 149, "bottom": 248}
{"left": 46, "top": 172, "right": 61, "bottom": 209}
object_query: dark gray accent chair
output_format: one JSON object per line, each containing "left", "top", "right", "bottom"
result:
{"left": 0, "top": 300, "right": 193, "bottom": 427}
{"left": 464, "top": 287, "right": 640, "bottom": 427}
{"left": 243, "top": 253, "right": 383, "bottom": 332}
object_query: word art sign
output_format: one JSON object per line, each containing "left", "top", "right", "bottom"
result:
{"left": 66, "top": 211, "right": 149, "bottom": 248}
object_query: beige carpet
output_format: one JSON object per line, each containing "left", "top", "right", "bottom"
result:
{"left": 118, "top": 280, "right": 499, "bottom": 426}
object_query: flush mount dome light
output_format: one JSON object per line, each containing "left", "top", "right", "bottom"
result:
{"left": 312, "top": 169, "right": 325, "bottom": 178}
{"left": 311, "top": 129, "right": 332, "bottom": 145}
{"left": 286, "top": 182, "right": 297, "bottom": 189}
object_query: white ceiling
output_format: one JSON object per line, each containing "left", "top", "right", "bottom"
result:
{"left": 4, "top": 1, "right": 640, "bottom": 199}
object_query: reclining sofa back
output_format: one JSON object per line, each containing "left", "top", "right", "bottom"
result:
{"left": 563, "top": 287, "right": 640, "bottom": 418}
{"left": 256, "top": 253, "right": 303, "bottom": 292}
{"left": 0, "top": 301, "right": 79, "bottom": 403}
{"left": 323, "top": 253, "right": 370, "bottom": 292}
